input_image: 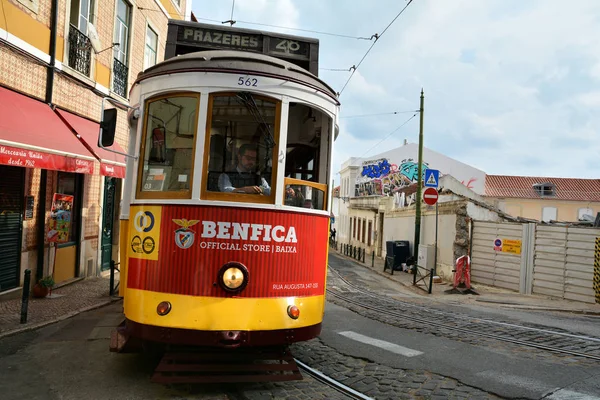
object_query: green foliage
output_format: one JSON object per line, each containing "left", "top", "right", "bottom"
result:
{"left": 38, "top": 275, "right": 55, "bottom": 288}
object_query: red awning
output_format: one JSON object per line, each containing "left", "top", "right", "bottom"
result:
{"left": 0, "top": 86, "right": 95, "bottom": 174}
{"left": 55, "top": 109, "right": 127, "bottom": 179}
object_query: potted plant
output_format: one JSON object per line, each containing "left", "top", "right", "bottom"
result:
{"left": 32, "top": 275, "right": 55, "bottom": 298}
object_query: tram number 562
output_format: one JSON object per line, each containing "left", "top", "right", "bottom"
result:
{"left": 238, "top": 77, "right": 258, "bottom": 87}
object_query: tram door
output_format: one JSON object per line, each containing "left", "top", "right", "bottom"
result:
{"left": 0, "top": 165, "right": 24, "bottom": 292}
{"left": 101, "top": 177, "right": 116, "bottom": 272}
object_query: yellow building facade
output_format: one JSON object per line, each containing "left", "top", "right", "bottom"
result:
{"left": 485, "top": 175, "right": 600, "bottom": 223}
{"left": 0, "top": 0, "right": 189, "bottom": 297}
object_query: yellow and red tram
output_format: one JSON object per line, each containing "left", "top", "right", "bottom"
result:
{"left": 102, "top": 50, "right": 339, "bottom": 350}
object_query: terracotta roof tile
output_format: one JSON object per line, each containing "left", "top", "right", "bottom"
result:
{"left": 484, "top": 175, "right": 600, "bottom": 202}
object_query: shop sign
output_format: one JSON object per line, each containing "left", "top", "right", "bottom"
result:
{"left": 0, "top": 145, "right": 94, "bottom": 174}
{"left": 100, "top": 163, "right": 126, "bottom": 178}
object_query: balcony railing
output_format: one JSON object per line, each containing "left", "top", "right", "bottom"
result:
{"left": 113, "top": 58, "right": 128, "bottom": 98}
{"left": 68, "top": 24, "right": 92, "bottom": 77}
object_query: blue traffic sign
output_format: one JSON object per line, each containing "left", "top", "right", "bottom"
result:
{"left": 424, "top": 169, "right": 440, "bottom": 188}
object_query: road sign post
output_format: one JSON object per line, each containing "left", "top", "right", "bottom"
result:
{"left": 413, "top": 90, "right": 425, "bottom": 286}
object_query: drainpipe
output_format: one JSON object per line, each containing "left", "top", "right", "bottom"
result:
{"left": 45, "top": 0, "right": 59, "bottom": 104}
{"left": 36, "top": 170, "right": 47, "bottom": 282}
{"left": 39, "top": 0, "right": 57, "bottom": 279}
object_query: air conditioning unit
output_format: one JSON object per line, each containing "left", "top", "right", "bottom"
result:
{"left": 418, "top": 244, "right": 435, "bottom": 270}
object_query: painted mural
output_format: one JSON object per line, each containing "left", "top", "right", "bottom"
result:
{"left": 355, "top": 158, "right": 430, "bottom": 197}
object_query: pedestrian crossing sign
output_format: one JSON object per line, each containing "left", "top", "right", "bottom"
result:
{"left": 424, "top": 169, "right": 439, "bottom": 188}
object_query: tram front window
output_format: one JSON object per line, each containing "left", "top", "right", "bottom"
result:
{"left": 138, "top": 93, "right": 199, "bottom": 198}
{"left": 283, "top": 102, "right": 332, "bottom": 210}
{"left": 204, "top": 93, "right": 278, "bottom": 200}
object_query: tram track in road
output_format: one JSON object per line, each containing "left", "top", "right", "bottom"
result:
{"left": 295, "top": 359, "right": 374, "bottom": 400}
{"left": 326, "top": 265, "right": 600, "bottom": 363}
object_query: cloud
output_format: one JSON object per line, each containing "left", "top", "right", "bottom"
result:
{"left": 191, "top": 0, "right": 600, "bottom": 182}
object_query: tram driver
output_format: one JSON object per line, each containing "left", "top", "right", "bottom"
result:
{"left": 218, "top": 144, "right": 271, "bottom": 195}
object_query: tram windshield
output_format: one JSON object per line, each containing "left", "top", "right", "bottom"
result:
{"left": 204, "top": 93, "right": 278, "bottom": 200}
{"left": 137, "top": 93, "right": 200, "bottom": 198}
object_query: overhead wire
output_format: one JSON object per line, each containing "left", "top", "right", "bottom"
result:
{"left": 188, "top": 16, "right": 373, "bottom": 41}
{"left": 341, "top": 110, "right": 419, "bottom": 118}
{"left": 358, "top": 113, "right": 418, "bottom": 158}
{"left": 339, "top": 0, "right": 415, "bottom": 96}
{"left": 320, "top": 67, "right": 355, "bottom": 72}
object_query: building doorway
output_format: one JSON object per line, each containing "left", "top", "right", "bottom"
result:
{"left": 101, "top": 177, "right": 117, "bottom": 272}
{"left": 377, "top": 212, "right": 384, "bottom": 257}
{"left": 0, "top": 165, "right": 24, "bottom": 292}
{"left": 52, "top": 172, "right": 83, "bottom": 284}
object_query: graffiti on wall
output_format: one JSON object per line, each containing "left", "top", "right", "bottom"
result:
{"left": 355, "top": 157, "right": 480, "bottom": 199}
{"left": 356, "top": 158, "right": 429, "bottom": 197}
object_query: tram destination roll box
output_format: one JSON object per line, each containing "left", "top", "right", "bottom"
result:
{"left": 385, "top": 240, "right": 410, "bottom": 271}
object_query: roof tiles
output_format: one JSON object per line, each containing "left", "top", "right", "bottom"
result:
{"left": 485, "top": 175, "right": 600, "bottom": 202}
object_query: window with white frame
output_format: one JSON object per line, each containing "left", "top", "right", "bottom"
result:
{"left": 67, "top": 0, "right": 95, "bottom": 76}
{"left": 542, "top": 207, "right": 557, "bottom": 223}
{"left": 144, "top": 26, "right": 158, "bottom": 69}
{"left": 70, "top": 0, "right": 94, "bottom": 35}
{"left": 112, "top": 0, "right": 131, "bottom": 97}
{"left": 578, "top": 208, "right": 594, "bottom": 221}
{"left": 114, "top": 0, "right": 131, "bottom": 65}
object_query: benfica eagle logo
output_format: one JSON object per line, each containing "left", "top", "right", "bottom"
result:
{"left": 173, "top": 219, "right": 200, "bottom": 249}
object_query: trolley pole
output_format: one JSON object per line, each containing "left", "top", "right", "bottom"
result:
{"left": 413, "top": 89, "right": 425, "bottom": 285}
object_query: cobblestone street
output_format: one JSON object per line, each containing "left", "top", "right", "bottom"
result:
{"left": 292, "top": 339, "right": 501, "bottom": 400}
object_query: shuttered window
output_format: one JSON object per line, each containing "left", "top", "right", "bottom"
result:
{"left": 0, "top": 166, "right": 24, "bottom": 292}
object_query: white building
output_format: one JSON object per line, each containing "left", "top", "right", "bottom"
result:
{"left": 337, "top": 142, "right": 486, "bottom": 258}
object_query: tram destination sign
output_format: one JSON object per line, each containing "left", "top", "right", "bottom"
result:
{"left": 166, "top": 21, "right": 319, "bottom": 75}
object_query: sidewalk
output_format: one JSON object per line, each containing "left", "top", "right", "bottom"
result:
{"left": 330, "top": 247, "right": 600, "bottom": 316}
{"left": 0, "top": 275, "right": 122, "bottom": 339}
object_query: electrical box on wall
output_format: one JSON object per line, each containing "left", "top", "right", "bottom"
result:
{"left": 418, "top": 244, "right": 435, "bottom": 270}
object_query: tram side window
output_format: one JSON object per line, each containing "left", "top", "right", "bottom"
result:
{"left": 284, "top": 103, "right": 332, "bottom": 210}
{"left": 138, "top": 94, "right": 199, "bottom": 197}
{"left": 205, "top": 93, "right": 278, "bottom": 198}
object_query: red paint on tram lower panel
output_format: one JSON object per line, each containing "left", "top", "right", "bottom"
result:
{"left": 127, "top": 205, "right": 329, "bottom": 298}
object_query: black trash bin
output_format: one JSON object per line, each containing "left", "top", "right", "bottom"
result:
{"left": 386, "top": 240, "right": 410, "bottom": 271}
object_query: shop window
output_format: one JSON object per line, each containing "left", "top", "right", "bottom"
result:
{"left": 137, "top": 93, "right": 199, "bottom": 199}
{"left": 203, "top": 93, "right": 279, "bottom": 203}
{"left": 54, "top": 172, "right": 82, "bottom": 244}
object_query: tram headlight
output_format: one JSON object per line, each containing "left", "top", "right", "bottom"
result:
{"left": 217, "top": 262, "right": 249, "bottom": 293}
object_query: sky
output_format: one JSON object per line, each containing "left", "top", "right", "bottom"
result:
{"left": 190, "top": 0, "right": 600, "bottom": 183}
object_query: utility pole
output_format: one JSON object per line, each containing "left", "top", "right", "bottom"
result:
{"left": 413, "top": 89, "right": 424, "bottom": 284}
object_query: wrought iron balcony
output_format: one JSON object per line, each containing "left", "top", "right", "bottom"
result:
{"left": 68, "top": 24, "right": 92, "bottom": 77}
{"left": 112, "top": 58, "right": 128, "bottom": 98}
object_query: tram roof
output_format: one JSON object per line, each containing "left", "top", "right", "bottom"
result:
{"left": 134, "top": 50, "right": 339, "bottom": 104}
